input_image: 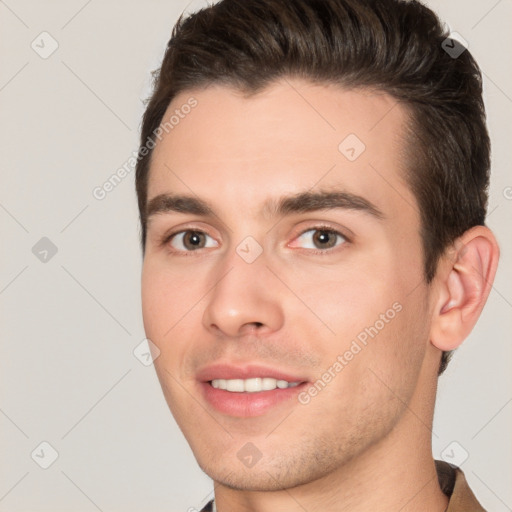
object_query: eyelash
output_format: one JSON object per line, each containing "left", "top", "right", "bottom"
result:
{"left": 161, "top": 224, "right": 351, "bottom": 257}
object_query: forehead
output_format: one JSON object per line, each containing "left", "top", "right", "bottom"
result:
{"left": 147, "top": 79, "right": 417, "bottom": 224}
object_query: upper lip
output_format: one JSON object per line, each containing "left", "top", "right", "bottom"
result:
{"left": 196, "top": 363, "right": 309, "bottom": 383}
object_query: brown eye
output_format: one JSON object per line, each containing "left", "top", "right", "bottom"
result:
{"left": 312, "top": 230, "right": 338, "bottom": 249}
{"left": 294, "top": 228, "right": 347, "bottom": 251}
{"left": 169, "top": 230, "right": 217, "bottom": 252}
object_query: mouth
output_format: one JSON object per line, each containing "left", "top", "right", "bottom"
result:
{"left": 197, "top": 364, "right": 309, "bottom": 417}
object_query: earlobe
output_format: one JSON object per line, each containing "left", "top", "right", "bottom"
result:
{"left": 430, "top": 226, "right": 499, "bottom": 352}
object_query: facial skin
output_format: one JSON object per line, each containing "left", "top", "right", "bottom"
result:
{"left": 141, "top": 79, "right": 498, "bottom": 512}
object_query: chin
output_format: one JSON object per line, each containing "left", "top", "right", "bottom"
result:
{"left": 195, "top": 446, "right": 344, "bottom": 492}
{"left": 199, "top": 464, "right": 304, "bottom": 492}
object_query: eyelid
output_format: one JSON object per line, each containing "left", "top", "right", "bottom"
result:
{"left": 160, "top": 222, "right": 219, "bottom": 244}
{"left": 295, "top": 224, "right": 352, "bottom": 241}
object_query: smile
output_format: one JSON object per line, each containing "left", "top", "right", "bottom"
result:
{"left": 197, "top": 364, "right": 309, "bottom": 417}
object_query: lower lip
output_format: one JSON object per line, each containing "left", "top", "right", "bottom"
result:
{"left": 201, "top": 381, "right": 308, "bottom": 417}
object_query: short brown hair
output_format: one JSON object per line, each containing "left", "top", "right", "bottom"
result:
{"left": 135, "top": 0, "right": 491, "bottom": 375}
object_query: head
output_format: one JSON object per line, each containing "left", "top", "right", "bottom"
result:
{"left": 136, "top": 0, "right": 498, "bottom": 494}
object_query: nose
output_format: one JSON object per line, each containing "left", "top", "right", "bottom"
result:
{"left": 201, "top": 251, "right": 285, "bottom": 339}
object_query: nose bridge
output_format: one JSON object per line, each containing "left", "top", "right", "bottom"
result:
{"left": 202, "top": 238, "right": 284, "bottom": 337}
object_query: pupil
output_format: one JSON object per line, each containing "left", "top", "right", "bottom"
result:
{"left": 186, "top": 231, "right": 204, "bottom": 249}
{"left": 314, "top": 230, "right": 335, "bottom": 248}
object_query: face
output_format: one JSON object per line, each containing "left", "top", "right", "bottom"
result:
{"left": 141, "top": 79, "right": 435, "bottom": 490}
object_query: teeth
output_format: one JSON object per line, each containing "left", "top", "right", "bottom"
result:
{"left": 211, "top": 378, "right": 301, "bottom": 393}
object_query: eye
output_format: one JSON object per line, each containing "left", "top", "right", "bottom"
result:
{"left": 291, "top": 227, "right": 347, "bottom": 251}
{"left": 168, "top": 230, "right": 218, "bottom": 252}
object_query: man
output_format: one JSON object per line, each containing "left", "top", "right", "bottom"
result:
{"left": 135, "top": 0, "right": 500, "bottom": 510}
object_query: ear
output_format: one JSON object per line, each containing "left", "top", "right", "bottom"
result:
{"left": 430, "top": 226, "right": 500, "bottom": 351}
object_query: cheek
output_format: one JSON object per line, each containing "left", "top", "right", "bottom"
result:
{"left": 141, "top": 260, "right": 208, "bottom": 379}
{"left": 292, "top": 247, "right": 428, "bottom": 384}
{"left": 342, "top": 290, "right": 430, "bottom": 411}
{"left": 141, "top": 262, "right": 163, "bottom": 337}
{"left": 141, "top": 260, "right": 196, "bottom": 327}
{"left": 141, "top": 261, "right": 185, "bottom": 346}
{"left": 286, "top": 255, "right": 399, "bottom": 343}
{"left": 141, "top": 264, "right": 190, "bottom": 415}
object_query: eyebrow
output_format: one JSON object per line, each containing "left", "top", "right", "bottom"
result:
{"left": 145, "top": 190, "right": 384, "bottom": 222}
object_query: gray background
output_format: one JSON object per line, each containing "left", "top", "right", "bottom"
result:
{"left": 1, "top": 0, "right": 511, "bottom": 510}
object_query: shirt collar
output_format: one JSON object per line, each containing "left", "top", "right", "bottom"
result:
{"left": 436, "top": 460, "right": 486, "bottom": 511}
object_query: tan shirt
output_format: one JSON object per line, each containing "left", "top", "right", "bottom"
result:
{"left": 200, "top": 461, "right": 486, "bottom": 511}
{"left": 436, "top": 460, "right": 486, "bottom": 511}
